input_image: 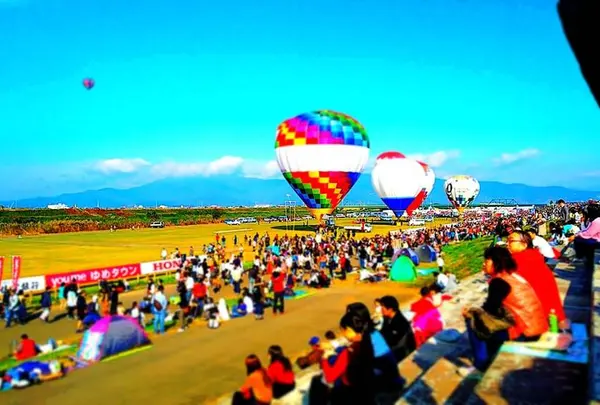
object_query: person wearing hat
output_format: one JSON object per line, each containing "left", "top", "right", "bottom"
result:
{"left": 295, "top": 337, "right": 324, "bottom": 370}
{"left": 378, "top": 296, "right": 416, "bottom": 363}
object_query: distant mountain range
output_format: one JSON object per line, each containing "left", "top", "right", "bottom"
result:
{"left": 2, "top": 175, "right": 599, "bottom": 208}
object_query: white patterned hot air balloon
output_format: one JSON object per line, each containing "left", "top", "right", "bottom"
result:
{"left": 371, "top": 152, "right": 427, "bottom": 218}
{"left": 444, "top": 175, "right": 480, "bottom": 212}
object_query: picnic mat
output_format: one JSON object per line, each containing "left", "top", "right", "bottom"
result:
{"left": 500, "top": 323, "right": 588, "bottom": 364}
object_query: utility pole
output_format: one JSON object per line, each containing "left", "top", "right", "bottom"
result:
{"left": 284, "top": 194, "right": 296, "bottom": 233}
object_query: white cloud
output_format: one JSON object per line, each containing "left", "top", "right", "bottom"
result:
{"left": 242, "top": 160, "right": 281, "bottom": 179}
{"left": 95, "top": 158, "right": 151, "bottom": 174}
{"left": 407, "top": 150, "right": 461, "bottom": 168}
{"left": 93, "top": 156, "right": 281, "bottom": 180}
{"left": 92, "top": 151, "right": 461, "bottom": 181}
{"left": 493, "top": 149, "right": 540, "bottom": 166}
{"left": 581, "top": 171, "right": 600, "bottom": 177}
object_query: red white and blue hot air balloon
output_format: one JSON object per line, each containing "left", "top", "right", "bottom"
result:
{"left": 371, "top": 152, "right": 427, "bottom": 218}
{"left": 82, "top": 78, "right": 95, "bottom": 90}
{"left": 406, "top": 161, "right": 436, "bottom": 214}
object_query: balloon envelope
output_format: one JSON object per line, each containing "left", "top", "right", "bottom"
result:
{"left": 82, "top": 78, "right": 94, "bottom": 90}
{"left": 275, "top": 110, "right": 370, "bottom": 220}
{"left": 444, "top": 175, "right": 480, "bottom": 211}
{"left": 371, "top": 152, "right": 427, "bottom": 218}
{"left": 406, "top": 162, "right": 435, "bottom": 214}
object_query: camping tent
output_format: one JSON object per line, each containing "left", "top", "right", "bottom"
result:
{"left": 77, "top": 316, "right": 150, "bottom": 362}
{"left": 416, "top": 245, "right": 436, "bottom": 263}
{"left": 401, "top": 248, "right": 420, "bottom": 266}
{"left": 389, "top": 255, "right": 417, "bottom": 282}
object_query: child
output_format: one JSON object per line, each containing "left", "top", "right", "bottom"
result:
{"left": 130, "top": 301, "right": 143, "bottom": 325}
{"left": 58, "top": 283, "right": 66, "bottom": 311}
{"left": 372, "top": 298, "right": 383, "bottom": 329}
{"left": 232, "top": 299, "right": 248, "bottom": 318}
{"left": 295, "top": 337, "right": 324, "bottom": 370}
{"left": 323, "top": 330, "right": 346, "bottom": 353}
{"left": 254, "top": 297, "right": 265, "bottom": 320}
{"left": 207, "top": 307, "right": 220, "bottom": 329}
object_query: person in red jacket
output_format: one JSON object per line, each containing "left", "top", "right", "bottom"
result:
{"left": 508, "top": 230, "right": 569, "bottom": 329}
{"left": 14, "top": 334, "right": 40, "bottom": 361}
{"left": 266, "top": 345, "right": 295, "bottom": 398}
{"left": 271, "top": 270, "right": 286, "bottom": 315}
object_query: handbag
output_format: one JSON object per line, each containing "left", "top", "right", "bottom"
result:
{"left": 466, "top": 306, "right": 515, "bottom": 340}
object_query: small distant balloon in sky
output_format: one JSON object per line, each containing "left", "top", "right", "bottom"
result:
{"left": 82, "top": 78, "right": 95, "bottom": 90}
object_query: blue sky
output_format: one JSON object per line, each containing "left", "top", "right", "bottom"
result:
{"left": 0, "top": 0, "right": 599, "bottom": 200}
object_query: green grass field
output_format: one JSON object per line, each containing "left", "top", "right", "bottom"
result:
{"left": 0, "top": 219, "right": 452, "bottom": 278}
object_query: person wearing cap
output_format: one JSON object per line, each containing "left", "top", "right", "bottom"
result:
{"left": 378, "top": 296, "right": 416, "bottom": 363}
{"left": 295, "top": 337, "right": 324, "bottom": 370}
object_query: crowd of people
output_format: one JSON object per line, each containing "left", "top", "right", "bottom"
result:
{"left": 1, "top": 200, "right": 599, "bottom": 402}
{"left": 226, "top": 200, "right": 600, "bottom": 404}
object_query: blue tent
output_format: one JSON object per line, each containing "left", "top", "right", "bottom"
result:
{"left": 401, "top": 248, "right": 420, "bottom": 266}
{"left": 77, "top": 315, "right": 151, "bottom": 362}
{"left": 416, "top": 245, "right": 436, "bottom": 263}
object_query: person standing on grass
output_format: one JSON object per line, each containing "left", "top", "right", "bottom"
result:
{"left": 109, "top": 285, "right": 119, "bottom": 315}
{"left": 39, "top": 287, "right": 52, "bottom": 323}
{"left": 152, "top": 285, "right": 168, "bottom": 335}
{"left": 5, "top": 289, "right": 22, "bottom": 328}
{"left": 271, "top": 269, "right": 286, "bottom": 315}
{"left": 231, "top": 264, "right": 243, "bottom": 295}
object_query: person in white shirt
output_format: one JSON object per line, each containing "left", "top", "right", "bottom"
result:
{"left": 528, "top": 229, "right": 558, "bottom": 260}
{"left": 242, "top": 293, "right": 254, "bottom": 314}
{"left": 435, "top": 271, "right": 449, "bottom": 290}
{"left": 436, "top": 251, "right": 445, "bottom": 271}
{"left": 231, "top": 266, "right": 243, "bottom": 294}
{"left": 161, "top": 248, "right": 167, "bottom": 260}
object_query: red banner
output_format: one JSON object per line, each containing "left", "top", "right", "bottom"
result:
{"left": 45, "top": 263, "right": 141, "bottom": 289}
{"left": 0, "top": 256, "right": 4, "bottom": 286}
{"left": 11, "top": 256, "right": 21, "bottom": 290}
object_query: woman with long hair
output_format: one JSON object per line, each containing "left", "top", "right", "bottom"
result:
{"left": 267, "top": 345, "right": 295, "bottom": 398}
{"left": 461, "top": 246, "right": 547, "bottom": 375}
{"left": 507, "top": 230, "right": 568, "bottom": 328}
{"left": 231, "top": 354, "right": 272, "bottom": 405}
{"left": 309, "top": 311, "right": 376, "bottom": 405}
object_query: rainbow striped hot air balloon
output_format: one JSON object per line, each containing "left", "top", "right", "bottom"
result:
{"left": 371, "top": 152, "right": 427, "bottom": 218}
{"left": 275, "top": 110, "right": 370, "bottom": 220}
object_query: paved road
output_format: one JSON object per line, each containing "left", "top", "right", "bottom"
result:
{"left": 2, "top": 281, "right": 417, "bottom": 405}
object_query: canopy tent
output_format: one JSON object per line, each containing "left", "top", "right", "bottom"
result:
{"left": 389, "top": 255, "right": 417, "bottom": 282}
{"left": 416, "top": 245, "right": 436, "bottom": 263}
{"left": 77, "top": 316, "right": 150, "bottom": 362}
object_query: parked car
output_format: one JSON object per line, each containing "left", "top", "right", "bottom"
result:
{"left": 408, "top": 218, "right": 426, "bottom": 226}
{"left": 150, "top": 221, "right": 165, "bottom": 228}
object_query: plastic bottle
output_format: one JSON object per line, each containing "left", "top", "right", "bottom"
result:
{"left": 549, "top": 309, "right": 559, "bottom": 333}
